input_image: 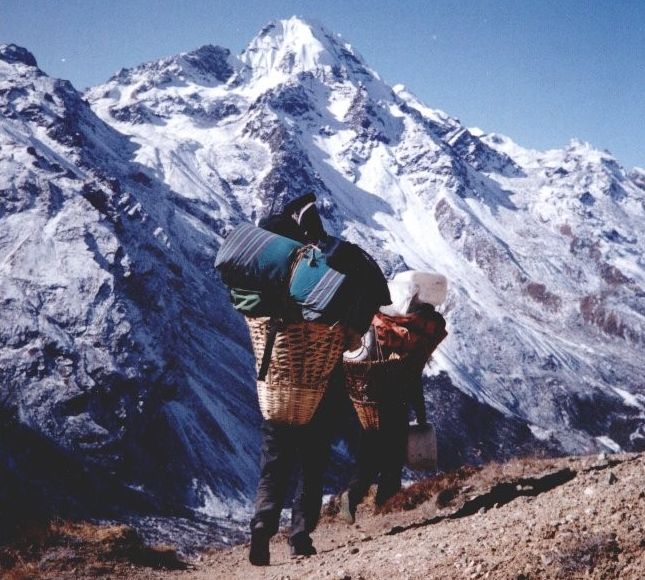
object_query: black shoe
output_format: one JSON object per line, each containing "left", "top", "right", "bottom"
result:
{"left": 339, "top": 491, "right": 356, "bottom": 524}
{"left": 289, "top": 533, "right": 317, "bottom": 557}
{"left": 249, "top": 525, "right": 270, "bottom": 566}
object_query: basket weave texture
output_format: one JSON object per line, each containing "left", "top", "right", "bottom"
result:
{"left": 343, "top": 355, "right": 408, "bottom": 431}
{"left": 247, "top": 317, "right": 345, "bottom": 425}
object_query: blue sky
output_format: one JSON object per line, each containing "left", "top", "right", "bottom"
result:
{"left": 2, "top": 0, "right": 643, "bottom": 169}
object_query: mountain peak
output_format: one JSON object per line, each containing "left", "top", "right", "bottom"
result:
{"left": 109, "top": 44, "right": 239, "bottom": 87}
{"left": 240, "top": 16, "right": 371, "bottom": 81}
{"left": 176, "top": 44, "right": 237, "bottom": 81}
{"left": 566, "top": 137, "right": 594, "bottom": 152}
{"left": 0, "top": 44, "right": 38, "bottom": 68}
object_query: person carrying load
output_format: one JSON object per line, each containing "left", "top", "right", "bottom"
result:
{"left": 215, "top": 193, "right": 389, "bottom": 565}
{"left": 339, "top": 271, "right": 448, "bottom": 523}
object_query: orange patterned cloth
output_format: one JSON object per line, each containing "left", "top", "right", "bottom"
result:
{"left": 372, "top": 308, "right": 447, "bottom": 357}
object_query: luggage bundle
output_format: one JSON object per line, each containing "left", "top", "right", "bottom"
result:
{"left": 215, "top": 222, "right": 348, "bottom": 322}
{"left": 216, "top": 222, "right": 356, "bottom": 425}
{"left": 342, "top": 271, "right": 448, "bottom": 433}
{"left": 216, "top": 223, "right": 300, "bottom": 317}
{"left": 290, "top": 245, "right": 347, "bottom": 322}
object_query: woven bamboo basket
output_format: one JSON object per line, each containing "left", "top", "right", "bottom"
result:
{"left": 343, "top": 354, "right": 408, "bottom": 431}
{"left": 246, "top": 317, "right": 345, "bottom": 425}
{"left": 350, "top": 396, "right": 380, "bottom": 431}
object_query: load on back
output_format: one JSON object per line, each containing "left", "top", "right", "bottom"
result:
{"left": 214, "top": 193, "right": 391, "bottom": 424}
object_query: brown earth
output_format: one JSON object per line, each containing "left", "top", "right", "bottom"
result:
{"left": 2, "top": 453, "right": 643, "bottom": 579}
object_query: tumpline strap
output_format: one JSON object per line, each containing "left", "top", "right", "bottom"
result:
{"left": 258, "top": 318, "right": 280, "bottom": 381}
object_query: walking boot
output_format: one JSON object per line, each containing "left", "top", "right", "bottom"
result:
{"left": 289, "top": 533, "right": 317, "bottom": 557}
{"left": 249, "top": 523, "right": 270, "bottom": 566}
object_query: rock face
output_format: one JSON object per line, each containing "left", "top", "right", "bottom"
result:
{"left": 1, "top": 16, "right": 644, "bottom": 524}
{"left": 0, "top": 43, "right": 259, "bottom": 524}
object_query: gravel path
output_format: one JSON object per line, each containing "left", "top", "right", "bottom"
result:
{"left": 4, "top": 453, "right": 642, "bottom": 579}
{"left": 137, "top": 453, "right": 644, "bottom": 580}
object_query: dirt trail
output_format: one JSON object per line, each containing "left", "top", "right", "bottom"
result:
{"left": 3, "top": 453, "right": 643, "bottom": 579}
{"left": 143, "top": 453, "right": 644, "bottom": 580}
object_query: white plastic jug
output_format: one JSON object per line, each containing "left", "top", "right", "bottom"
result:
{"left": 379, "top": 279, "right": 418, "bottom": 316}
{"left": 393, "top": 271, "right": 447, "bottom": 307}
{"left": 406, "top": 422, "right": 438, "bottom": 471}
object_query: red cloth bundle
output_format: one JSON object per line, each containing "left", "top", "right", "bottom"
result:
{"left": 372, "top": 308, "right": 447, "bottom": 357}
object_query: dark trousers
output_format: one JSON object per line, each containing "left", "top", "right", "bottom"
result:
{"left": 250, "top": 417, "right": 328, "bottom": 541}
{"left": 347, "top": 399, "right": 408, "bottom": 508}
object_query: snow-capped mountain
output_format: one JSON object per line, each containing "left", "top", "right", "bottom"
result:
{"left": 1, "top": 16, "right": 644, "bottom": 531}
{"left": 0, "top": 43, "right": 259, "bottom": 527}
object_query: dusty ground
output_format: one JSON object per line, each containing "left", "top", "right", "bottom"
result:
{"left": 2, "top": 453, "right": 643, "bottom": 579}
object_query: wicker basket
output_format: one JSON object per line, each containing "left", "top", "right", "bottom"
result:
{"left": 350, "top": 397, "right": 380, "bottom": 431}
{"left": 246, "top": 317, "right": 345, "bottom": 425}
{"left": 343, "top": 354, "right": 408, "bottom": 431}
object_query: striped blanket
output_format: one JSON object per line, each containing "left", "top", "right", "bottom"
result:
{"left": 215, "top": 223, "right": 347, "bottom": 321}
{"left": 215, "top": 222, "right": 302, "bottom": 300}
{"left": 289, "top": 246, "right": 346, "bottom": 321}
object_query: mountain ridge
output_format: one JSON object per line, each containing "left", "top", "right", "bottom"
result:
{"left": 84, "top": 16, "right": 645, "bottom": 458}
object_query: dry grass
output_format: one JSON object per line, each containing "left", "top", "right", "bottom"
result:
{"left": 0, "top": 519, "right": 186, "bottom": 578}
{"left": 324, "top": 456, "right": 564, "bottom": 520}
{"left": 378, "top": 464, "right": 481, "bottom": 514}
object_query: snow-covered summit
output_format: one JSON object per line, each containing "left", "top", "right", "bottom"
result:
{"left": 86, "top": 17, "right": 645, "bottom": 462}
{"left": 239, "top": 16, "right": 375, "bottom": 85}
